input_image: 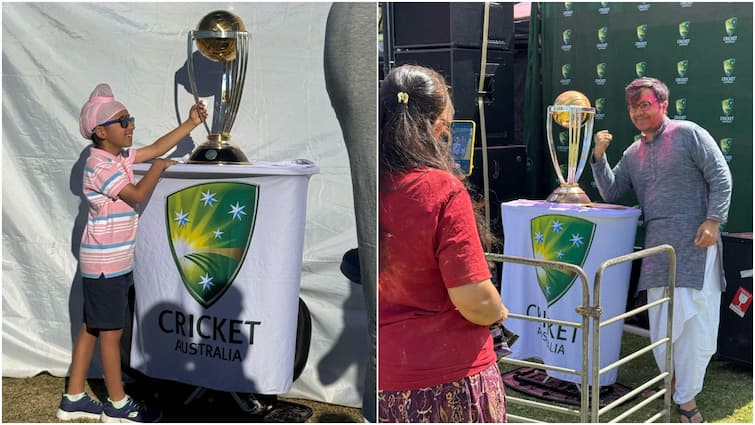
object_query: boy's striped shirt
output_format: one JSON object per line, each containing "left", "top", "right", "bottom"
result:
{"left": 80, "top": 147, "right": 138, "bottom": 278}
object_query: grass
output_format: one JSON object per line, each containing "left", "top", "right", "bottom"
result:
{"left": 2, "top": 333, "right": 750, "bottom": 422}
{"left": 500, "top": 332, "right": 753, "bottom": 422}
{"left": 1, "top": 372, "right": 363, "bottom": 423}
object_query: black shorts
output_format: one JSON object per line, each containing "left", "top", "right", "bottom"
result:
{"left": 83, "top": 272, "right": 132, "bottom": 330}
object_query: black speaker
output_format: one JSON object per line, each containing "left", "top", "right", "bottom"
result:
{"left": 716, "top": 233, "right": 753, "bottom": 366}
{"left": 379, "top": 2, "right": 394, "bottom": 81}
{"left": 468, "top": 144, "right": 527, "bottom": 244}
{"left": 394, "top": 48, "right": 514, "bottom": 145}
{"left": 392, "top": 2, "right": 514, "bottom": 50}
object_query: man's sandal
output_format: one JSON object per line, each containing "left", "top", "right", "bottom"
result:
{"left": 678, "top": 406, "right": 704, "bottom": 423}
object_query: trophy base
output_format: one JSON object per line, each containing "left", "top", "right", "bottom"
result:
{"left": 546, "top": 184, "right": 592, "bottom": 205}
{"left": 187, "top": 142, "right": 250, "bottom": 165}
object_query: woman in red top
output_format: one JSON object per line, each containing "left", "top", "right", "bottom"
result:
{"left": 378, "top": 64, "right": 509, "bottom": 423}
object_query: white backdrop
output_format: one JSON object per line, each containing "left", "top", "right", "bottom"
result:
{"left": 1, "top": 2, "right": 369, "bottom": 408}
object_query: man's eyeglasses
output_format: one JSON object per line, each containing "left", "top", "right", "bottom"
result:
{"left": 97, "top": 115, "right": 135, "bottom": 130}
{"left": 627, "top": 100, "right": 658, "bottom": 112}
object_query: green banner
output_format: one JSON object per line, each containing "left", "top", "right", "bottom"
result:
{"left": 532, "top": 2, "right": 752, "bottom": 232}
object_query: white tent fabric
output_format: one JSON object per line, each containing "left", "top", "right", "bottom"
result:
{"left": 2, "top": 2, "right": 368, "bottom": 408}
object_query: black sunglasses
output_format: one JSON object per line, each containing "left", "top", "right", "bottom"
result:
{"left": 98, "top": 115, "right": 135, "bottom": 129}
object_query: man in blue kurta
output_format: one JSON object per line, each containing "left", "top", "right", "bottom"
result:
{"left": 590, "top": 77, "right": 732, "bottom": 423}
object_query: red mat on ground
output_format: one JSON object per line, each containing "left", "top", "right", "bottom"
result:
{"left": 501, "top": 367, "right": 633, "bottom": 408}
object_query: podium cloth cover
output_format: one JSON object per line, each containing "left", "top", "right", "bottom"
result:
{"left": 130, "top": 161, "right": 318, "bottom": 394}
{"left": 501, "top": 199, "right": 640, "bottom": 386}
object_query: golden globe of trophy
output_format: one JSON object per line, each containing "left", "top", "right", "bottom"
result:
{"left": 187, "top": 10, "right": 251, "bottom": 164}
{"left": 545, "top": 90, "right": 596, "bottom": 204}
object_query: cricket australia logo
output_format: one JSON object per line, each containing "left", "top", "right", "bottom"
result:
{"left": 722, "top": 58, "right": 736, "bottom": 84}
{"left": 166, "top": 182, "right": 259, "bottom": 308}
{"left": 531, "top": 215, "right": 596, "bottom": 306}
{"left": 677, "top": 21, "right": 691, "bottom": 46}
{"left": 560, "top": 64, "right": 572, "bottom": 86}
{"left": 596, "top": 27, "right": 608, "bottom": 50}
{"left": 561, "top": 29, "right": 573, "bottom": 51}
{"left": 635, "top": 24, "right": 648, "bottom": 49}
{"left": 595, "top": 63, "right": 607, "bottom": 86}
{"left": 594, "top": 98, "right": 606, "bottom": 120}
{"left": 723, "top": 17, "right": 737, "bottom": 44}
{"left": 720, "top": 98, "right": 735, "bottom": 124}
{"left": 719, "top": 138, "right": 733, "bottom": 162}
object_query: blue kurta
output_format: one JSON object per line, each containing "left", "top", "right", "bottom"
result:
{"left": 590, "top": 118, "right": 732, "bottom": 291}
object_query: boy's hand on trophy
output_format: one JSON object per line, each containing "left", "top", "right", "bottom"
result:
{"left": 593, "top": 129, "right": 613, "bottom": 160}
{"left": 189, "top": 101, "right": 208, "bottom": 126}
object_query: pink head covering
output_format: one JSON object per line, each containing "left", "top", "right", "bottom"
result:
{"left": 79, "top": 83, "right": 127, "bottom": 139}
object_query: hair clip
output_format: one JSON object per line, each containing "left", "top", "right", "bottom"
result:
{"left": 397, "top": 92, "right": 409, "bottom": 105}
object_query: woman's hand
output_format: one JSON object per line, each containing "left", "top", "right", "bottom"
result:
{"left": 448, "top": 279, "right": 507, "bottom": 326}
{"left": 492, "top": 303, "right": 509, "bottom": 326}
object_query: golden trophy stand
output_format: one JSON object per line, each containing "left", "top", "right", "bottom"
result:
{"left": 545, "top": 90, "right": 596, "bottom": 204}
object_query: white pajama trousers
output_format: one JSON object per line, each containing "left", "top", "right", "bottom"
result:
{"left": 646, "top": 244, "right": 721, "bottom": 405}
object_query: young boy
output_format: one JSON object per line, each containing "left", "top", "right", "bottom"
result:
{"left": 56, "top": 83, "right": 207, "bottom": 422}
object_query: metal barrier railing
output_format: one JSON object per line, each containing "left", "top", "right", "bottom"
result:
{"left": 486, "top": 244, "right": 676, "bottom": 422}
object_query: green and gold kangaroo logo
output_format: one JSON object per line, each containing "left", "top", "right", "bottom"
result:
{"left": 563, "top": 29, "right": 572, "bottom": 45}
{"left": 721, "top": 98, "right": 734, "bottom": 116}
{"left": 562, "top": 64, "right": 572, "bottom": 80}
{"left": 719, "top": 138, "right": 733, "bottom": 155}
{"left": 723, "top": 58, "right": 736, "bottom": 77}
{"left": 596, "top": 63, "right": 607, "bottom": 78}
{"left": 636, "top": 24, "right": 647, "bottom": 41}
{"left": 678, "top": 21, "right": 690, "bottom": 39}
{"left": 595, "top": 98, "right": 606, "bottom": 114}
{"left": 635, "top": 62, "right": 647, "bottom": 78}
{"left": 531, "top": 215, "right": 596, "bottom": 306}
{"left": 725, "top": 17, "right": 737, "bottom": 36}
{"left": 166, "top": 182, "right": 259, "bottom": 308}
{"left": 675, "top": 98, "right": 687, "bottom": 116}
{"left": 677, "top": 60, "right": 689, "bottom": 78}
{"left": 598, "top": 27, "right": 608, "bottom": 43}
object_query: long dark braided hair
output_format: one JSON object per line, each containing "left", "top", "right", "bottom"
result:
{"left": 379, "top": 64, "right": 496, "bottom": 251}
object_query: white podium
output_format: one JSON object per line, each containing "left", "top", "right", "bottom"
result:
{"left": 501, "top": 199, "right": 640, "bottom": 386}
{"left": 129, "top": 161, "right": 318, "bottom": 394}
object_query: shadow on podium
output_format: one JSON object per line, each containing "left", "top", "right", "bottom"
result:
{"left": 113, "top": 288, "right": 314, "bottom": 423}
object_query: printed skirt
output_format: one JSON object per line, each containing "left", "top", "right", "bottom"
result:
{"left": 378, "top": 362, "right": 507, "bottom": 423}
